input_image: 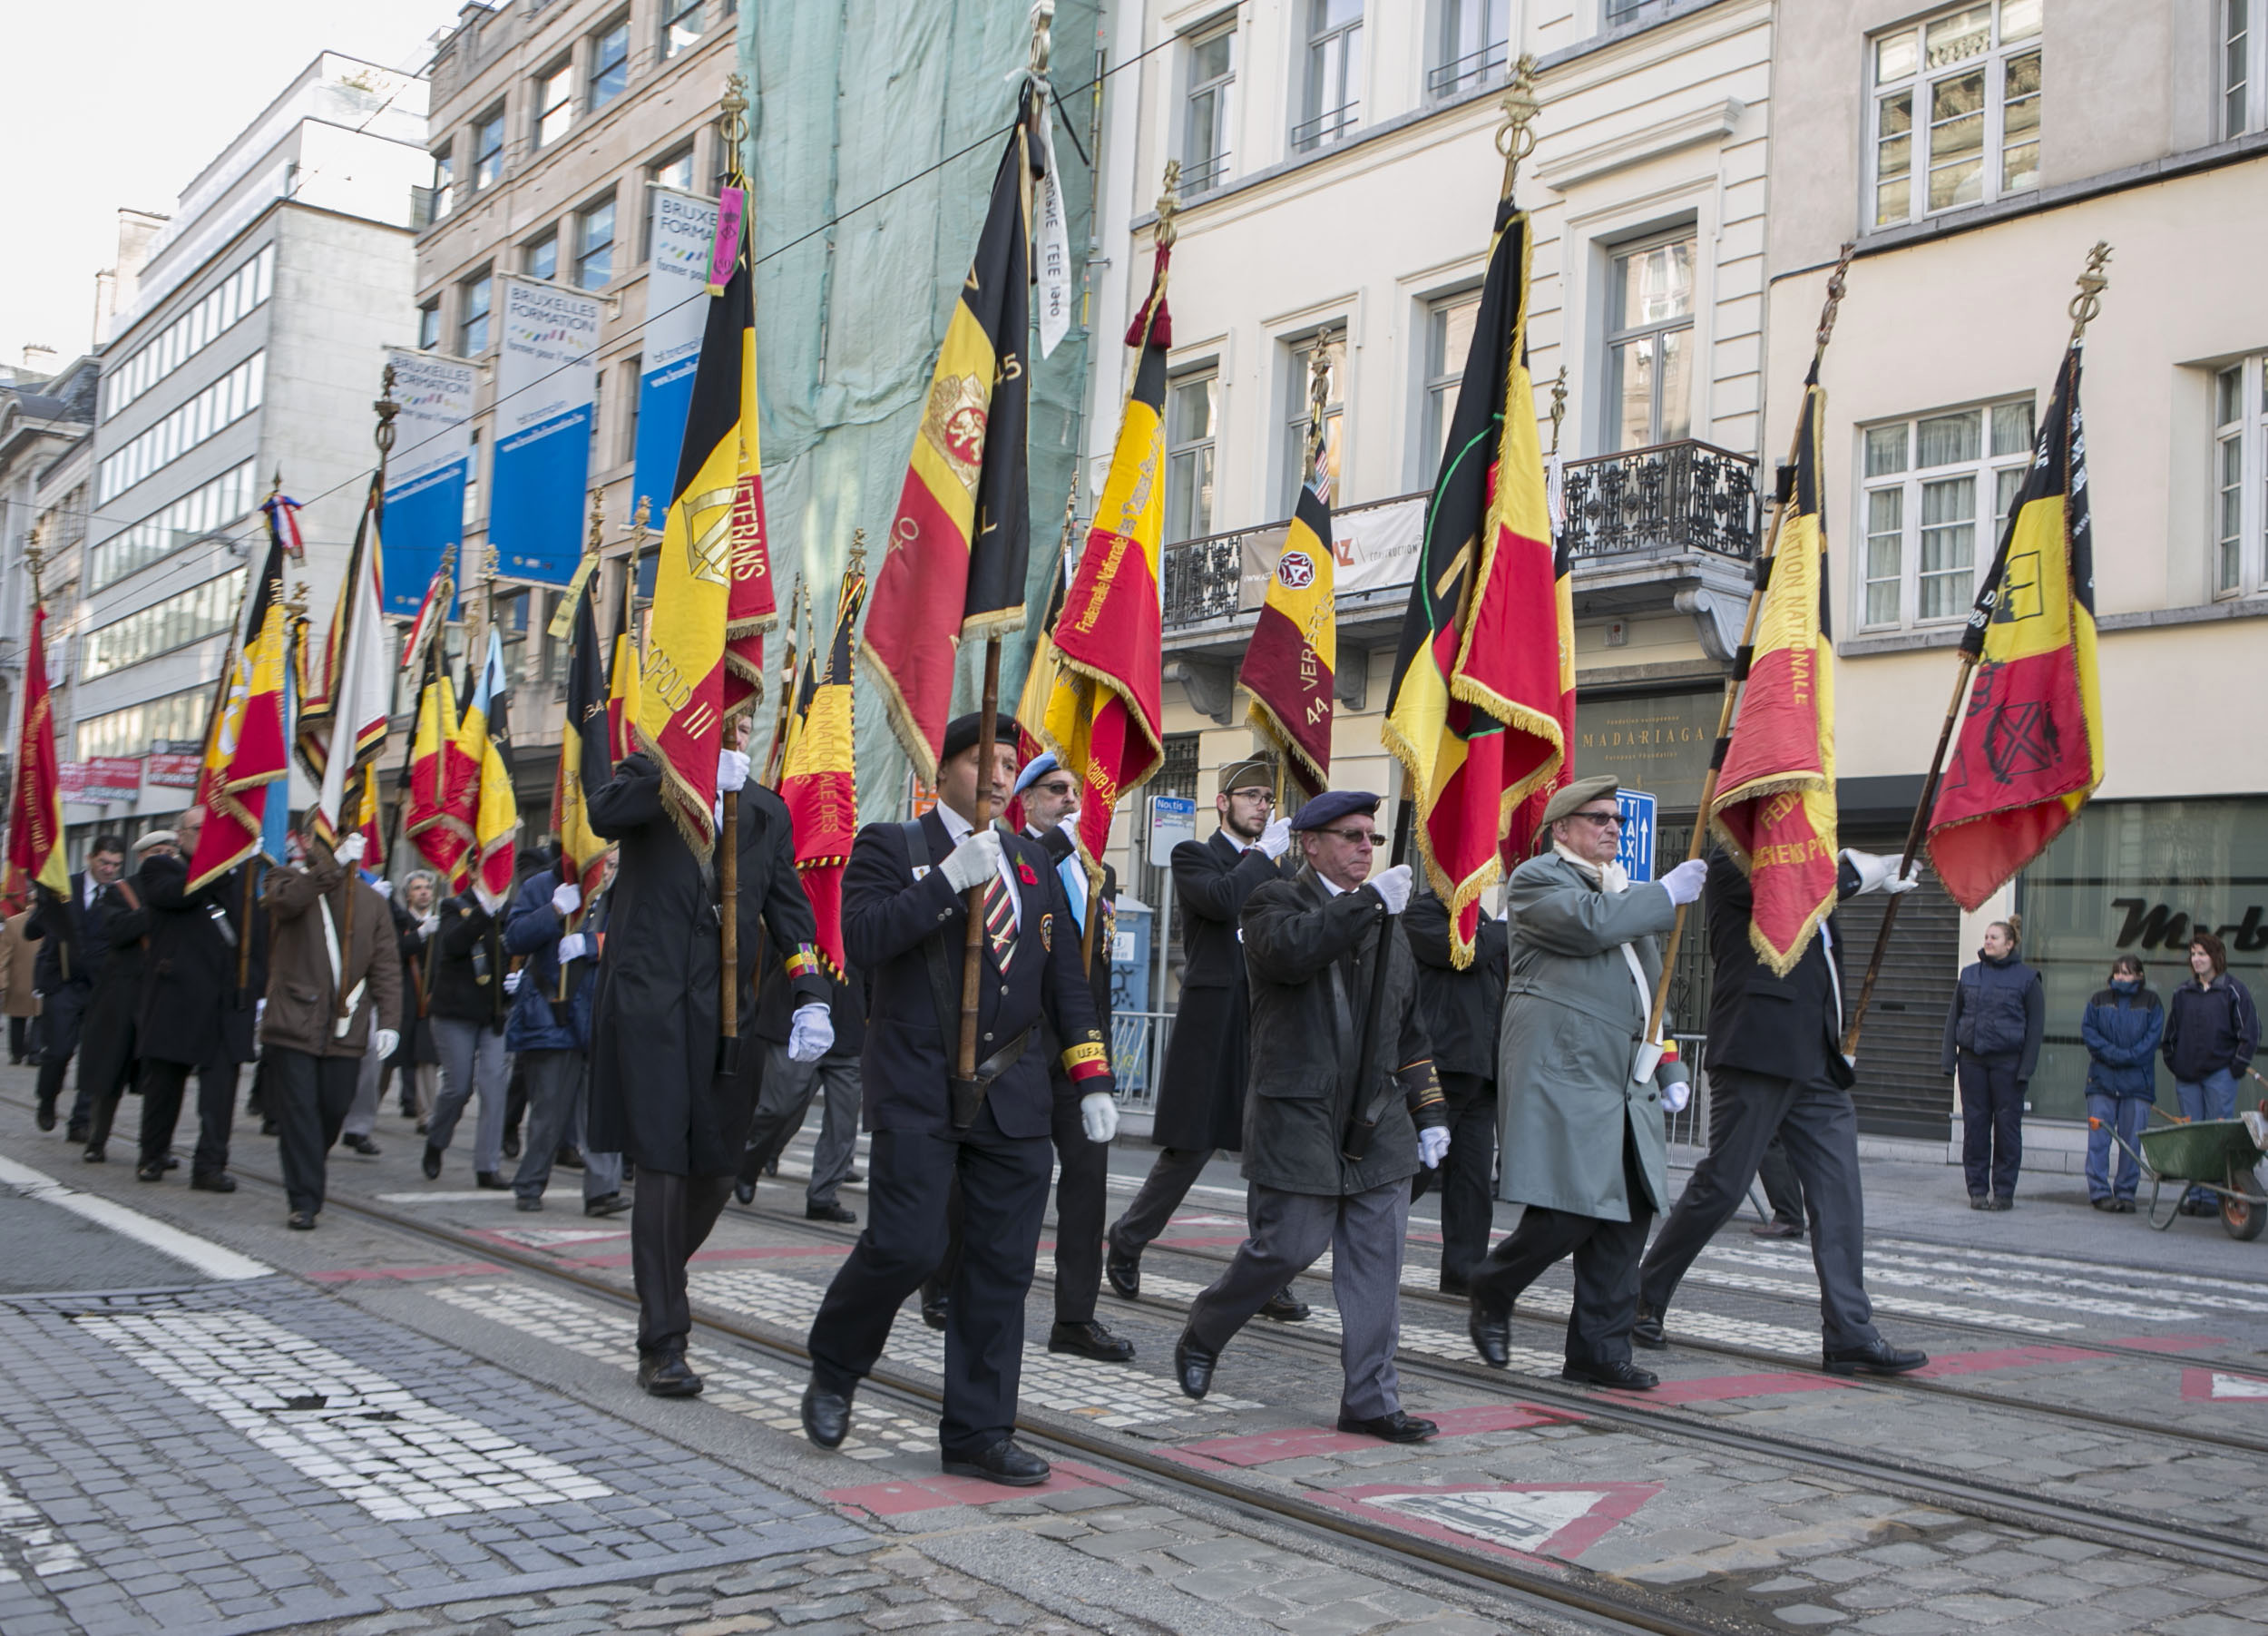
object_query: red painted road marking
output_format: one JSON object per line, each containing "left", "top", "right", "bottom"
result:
{"left": 307, "top": 1262, "right": 505, "bottom": 1282}
{"left": 2181, "top": 1367, "right": 2268, "bottom": 1402}
{"left": 2105, "top": 1334, "right": 2234, "bottom": 1354}
{"left": 1635, "top": 1372, "right": 1849, "bottom": 1405}
{"left": 1911, "top": 1345, "right": 2111, "bottom": 1378}
{"left": 826, "top": 1459, "right": 1125, "bottom": 1516}
{"left": 562, "top": 1243, "right": 853, "bottom": 1269}
{"left": 1320, "top": 1482, "right": 1661, "bottom": 1564}
{"left": 1173, "top": 1403, "right": 1579, "bottom": 1466}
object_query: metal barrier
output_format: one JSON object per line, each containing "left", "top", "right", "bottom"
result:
{"left": 1110, "top": 1011, "right": 1174, "bottom": 1113}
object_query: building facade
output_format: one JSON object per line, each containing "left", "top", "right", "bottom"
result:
{"left": 71, "top": 54, "right": 428, "bottom": 844}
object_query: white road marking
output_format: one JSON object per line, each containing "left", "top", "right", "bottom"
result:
{"left": 1699, "top": 1244, "right": 2184, "bottom": 1324}
{"left": 77, "top": 1308, "right": 610, "bottom": 1521}
{"left": 2207, "top": 1372, "right": 2268, "bottom": 1400}
{"left": 0, "top": 1471, "right": 86, "bottom": 1583}
{"left": 0, "top": 1152, "right": 270, "bottom": 1281}
{"left": 1679, "top": 1267, "right": 2082, "bottom": 1334}
{"left": 374, "top": 1190, "right": 523, "bottom": 1204}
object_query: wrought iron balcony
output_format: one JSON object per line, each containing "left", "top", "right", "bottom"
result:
{"left": 1559, "top": 439, "right": 1760, "bottom": 564}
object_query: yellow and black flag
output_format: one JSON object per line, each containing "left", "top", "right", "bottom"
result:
{"left": 862, "top": 83, "right": 1041, "bottom": 783}
{"left": 554, "top": 569, "right": 611, "bottom": 904}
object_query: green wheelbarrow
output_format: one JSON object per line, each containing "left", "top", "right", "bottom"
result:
{"left": 2105, "top": 1107, "right": 2268, "bottom": 1239}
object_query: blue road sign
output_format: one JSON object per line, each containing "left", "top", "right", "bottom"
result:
{"left": 1617, "top": 789, "right": 1657, "bottom": 881}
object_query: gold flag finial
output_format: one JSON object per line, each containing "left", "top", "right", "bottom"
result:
{"left": 374, "top": 362, "right": 399, "bottom": 458}
{"left": 2069, "top": 241, "right": 2113, "bottom": 340}
{"left": 24, "top": 524, "right": 44, "bottom": 602}
{"left": 1305, "top": 339, "right": 1334, "bottom": 470}
{"left": 588, "top": 486, "right": 606, "bottom": 552}
{"left": 1028, "top": 0, "right": 1055, "bottom": 79}
{"left": 1548, "top": 365, "right": 1569, "bottom": 458}
{"left": 719, "top": 72, "right": 750, "bottom": 176}
{"left": 266, "top": 467, "right": 283, "bottom": 503}
{"left": 1156, "top": 160, "right": 1182, "bottom": 249}
{"left": 1496, "top": 55, "right": 1542, "bottom": 201}
{"left": 847, "top": 526, "right": 867, "bottom": 575}
{"left": 1813, "top": 240, "right": 1856, "bottom": 357}
{"left": 632, "top": 494, "right": 652, "bottom": 536}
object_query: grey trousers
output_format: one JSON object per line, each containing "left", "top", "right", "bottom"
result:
{"left": 1108, "top": 1146, "right": 1217, "bottom": 1255}
{"left": 427, "top": 1017, "right": 509, "bottom": 1176}
{"left": 342, "top": 1033, "right": 386, "bottom": 1139}
{"left": 743, "top": 1042, "right": 862, "bottom": 1205}
{"left": 1188, "top": 1180, "right": 1409, "bottom": 1419}
{"left": 1640, "top": 1066, "right": 1880, "bottom": 1349}
{"left": 513, "top": 1049, "right": 623, "bottom": 1202}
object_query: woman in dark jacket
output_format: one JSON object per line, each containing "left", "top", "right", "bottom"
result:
{"left": 420, "top": 887, "right": 511, "bottom": 1186}
{"left": 2162, "top": 931, "right": 2261, "bottom": 1215}
{"left": 1941, "top": 915, "right": 2045, "bottom": 1210}
{"left": 2080, "top": 954, "right": 2161, "bottom": 1212}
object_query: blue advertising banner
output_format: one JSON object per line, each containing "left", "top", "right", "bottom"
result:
{"left": 381, "top": 348, "right": 475, "bottom": 617}
{"left": 631, "top": 188, "right": 719, "bottom": 524}
{"left": 1616, "top": 788, "right": 1658, "bottom": 882}
{"left": 489, "top": 277, "right": 601, "bottom": 585}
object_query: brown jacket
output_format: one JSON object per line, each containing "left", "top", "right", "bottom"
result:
{"left": 260, "top": 855, "right": 402, "bottom": 1058}
{"left": 0, "top": 912, "right": 39, "bottom": 1018}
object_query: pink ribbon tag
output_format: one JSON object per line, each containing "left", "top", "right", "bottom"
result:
{"left": 706, "top": 185, "right": 746, "bottom": 293}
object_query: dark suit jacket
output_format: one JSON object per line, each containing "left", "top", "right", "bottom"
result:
{"left": 137, "top": 855, "right": 267, "bottom": 1069}
{"left": 1701, "top": 846, "right": 1862, "bottom": 1089}
{"left": 1030, "top": 822, "right": 1116, "bottom": 1034}
{"left": 842, "top": 809, "right": 1107, "bottom": 1140}
{"left": 26, "top": 874, "right": 106, "bottom": 993}
{"left": 1153, "top": 828, "right": 1286, "bottom": 1151}
{"left": 1403, "top": 891, "right": 1509, "bottom": 1082}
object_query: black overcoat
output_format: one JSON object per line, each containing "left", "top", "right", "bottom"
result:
{"left": 586, "top": 754, "right": 828, "bottom": 1176}
{"left": 1700, "top": 847, "right": 1862, "bottom": 1089}
{"left": 1403, "top": 890, "right": 1509, "bottom": 1082}
{"left": 137, "top": 855, "right": 267, "bottom": 1069}
{"left": 1152, "top": 829, "right": 1285, "bottom": 1151}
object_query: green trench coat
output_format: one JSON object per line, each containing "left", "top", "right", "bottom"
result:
{"left": 1495, "top": 852, "right": 1688, "bottom": 1222}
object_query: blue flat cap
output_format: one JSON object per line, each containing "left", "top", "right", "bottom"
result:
{"left": 1013, "top": 751, "right": 1059, "bottom": 796}
{"left": 1290, "top": 789, "right": 1380, "bottom": 831}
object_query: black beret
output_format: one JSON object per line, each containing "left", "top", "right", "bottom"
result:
{"left": 940, "top": 712, "right": 1022, "bottom": 763}
{"left": 1289, "top": 789, "right": 1381, "bottom": 831}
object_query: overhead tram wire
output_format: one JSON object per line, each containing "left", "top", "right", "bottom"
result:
{"left": 90, "top": 34, "right": 1183, "bottom": 573}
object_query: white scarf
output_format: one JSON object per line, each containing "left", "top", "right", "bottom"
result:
{"left": 1554, "top": 843, "right": 1660, "bottom": 1032}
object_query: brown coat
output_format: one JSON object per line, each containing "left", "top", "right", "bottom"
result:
{"left": 260, "top": 857, "right": 402, "bottom": 1058}
{"left": 0, "top": 912, "right": 39, "bottom": 1018}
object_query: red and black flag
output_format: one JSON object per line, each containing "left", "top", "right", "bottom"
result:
{"left": 1383, "top": 201, "right": 1569, "bottom": 965}
{"left": 1927, "top": 342, "right": 2102, "bottom": 910}
{"left": 780, "top": 563, "right": 869, "bottom": 978}
{"left": 861, "top": 83, "right": 1041, "bottom": 783}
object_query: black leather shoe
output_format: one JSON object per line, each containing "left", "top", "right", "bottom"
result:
{"left": 584, "top": 1193, "right": 631, "bottom": 1218}
{"left": 1104, "top": 1238, "right": 1141, "bottom": 1299}
{"left": 1468, "top": 1300, "right": 1510, "bottom": 1368}
{"left": 2113, "top": 1199, "right": 2136, "bottom": 1213}
{"left": 34, "top": 1101, "right": 56, "bottom": 1132}
{"left": 161, "top": 1155, "right": 179, "bottom": 1171}
{"left": 1336, "top": 1410, "right": 1438, "bottom": 1444}
{"left": 1631, "top": 1307, "right": 1667, "bottom": 1350}
{"left": 807, "top": 1200, "right": 856, "bottom": 1223}
{"left": 1968, "top": 1193, "right": 1989, "bottom": 1210}
{"left": 1260, "top": 1288, "right": 1309, "bottom": 1322}
{"left": 515, "top": 1195, "right": 543, "bottom": 1212}
{"left": 1750, "top": 1219, "right": 1803, "bottom": 1239}
{"left": 732, "top": 1179, "right": 755, "bottom": 1205}
{"left": 1049, "top": 1320, "right": 1136, "bottom": 1362}
{"left": 1823, "top": 1337, "right": 1928, "bottom": 1376}
{"left": 2090, "top": 1197, "right": 2117, "bottom": 1211}
{"left": 1988, "top": 1196, "right": 2015, "bottom": 1211}
{"left": 422, "top": 1144, "right": 442, "bottom": 1180}
{"left": 1173, "top": 1328, "right": 1217, "bottom": 1399}
{"left": 286, "top": 1210, "right": 317, "bottom": 1230}
{"left": 921, "top": 1297, "right": 949, "bottom": 1331}
{"left": 638, "top": 1344, "right": 703, "bottom": 1397}
{"left": 68, "top": 1125, "right": 90, "bottom": 1147}
{"left": 343, "top": 1133, "right": 380, "bottom": 1156}
{"left": 475, "top": 1171, "right": 507, "bottom": 1190}
{"left": 190, "top": 1172, "right": 237, "bottom": 1194}
{"left": 800, "top": 1382, "right": 853, "bottom": 1448}
{"left": 82, "top": 1145, "right": 105, "bottom": 1164}
{"left": 943, "top": 1438, "right": 1050, "bottom": 1487}
{"left": 1562, "top": 1357, "right": 1659, "bottom": 1390}
{"left": 135, "top": 1161, "right": 166, "bottom": 1182}
{"left": 502, "top": 1131, "right": 521, "bottom": 1161}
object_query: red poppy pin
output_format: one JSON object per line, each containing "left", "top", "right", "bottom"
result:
{"left": 1017, "top": 859, "right": 1039, "bottom": 886}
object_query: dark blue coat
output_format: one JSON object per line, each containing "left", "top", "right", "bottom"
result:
{"left": 1942, "top": 952, "right": 2045, "bottom": 1078}
{"left": 2164, "top": 975, "right": 2260, "bottom": 1083}
{"left": 503, "top": 868, "right": 593, "bottom": 1053}
{"left": 842, "top": 809, "right": 1108, "bottom": 1140}
{"left": 2080, "top": 985, "right": 2162, "bottom": 1100}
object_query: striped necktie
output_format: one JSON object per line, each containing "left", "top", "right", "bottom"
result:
{"left": 982, "top": 871, "right": 1016, "bottom": 975}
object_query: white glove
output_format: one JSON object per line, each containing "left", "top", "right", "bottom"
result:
{"left": 787, "top": 1002, "right": 835, "bottom": 1063}
{"left": 551, "top": 881, "right": 582, "bottom": 917}
{"left": 1661, "top": 1079, "right": 1691, "bottom": 1114}
{"left": 1842, "top": 847, "right": 1920, "bottom": 896}
{"left": 333, "top": 833, "right": 367, "bottom": 867}
{"left": 939, "top": 828, "right": 1003, "bottom": 893}
{"left": 1257, "top": 815, "right": 1293, "bottom": 860}
{"left": 1369, "top": 863, "right": 1413, "bottom": 915}
{"left": 372, "top": 1029, "right": 399, "bottom": 1061}
{"left": 717, "top": 748, "right": 750, "bottom": 794}
{"left": 557, "top": 932, "right": 587, "bottom": 963}
{"left": 1662, "top": 857, "right": 1708, "bottom": 906}
{"left": 503, "top": 968, "right": 524, "bottom": 995}
{"left": 1417, "top": 1125, "right": 1451, "bottom": 1170}
{"left": 371, "top": 878, "right": 393, "bottom": 900}
{"left": 419, "top": 912, "right": 440, "bottom": 938}
{"left": 1080, "top": 1090, "right": 1119, "bottom": 1143}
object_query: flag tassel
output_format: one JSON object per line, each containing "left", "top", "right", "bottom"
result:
{"left": 958, "top": 639, "right": 1003, "bottom": 1083}
{"left": 1640, "top": 242, "right": 1853, "bottom": 1055}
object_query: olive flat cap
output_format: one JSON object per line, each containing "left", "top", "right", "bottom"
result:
{"left": 1540, "top": 774, "right": 1621, "bottom": 827}
{"left": 1290, "top": 789, "right": 1381, "bottom": 831}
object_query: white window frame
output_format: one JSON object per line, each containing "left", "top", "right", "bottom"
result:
{"left": 1855, "top": 396, "right": 2037, "bottom": 632}
{"left": 1181, "top": 19, "right": 1235, "bottom": 196}
{"left": 1865, "top": 1, "right": 2041, "bottom": 231}
{"left": 660, "top": 0, "right": 705, "bottom": 62}
{"left": 1430, "top": 0, "right": 1509, "bottom": 101}
{"left": 2213, "top": 356, "right": 2268, "bottom": 598}
{"left": 417, "top": 299, "right": 442, "bottom": 350}
{"left": 460, "top": 269, "right": 494, "bottom": 355}
{"left": 533, "top": 59, "right": 574, "bottom": 151}
{"left": 524, "top": 229, "right": 560, "bottom": 283}
{"left": 472, "top": 104, "right": 506, "bottom": 192}
{"left": 577, "top": 196, "right": 618, "bottom": 290}
{"left": 1419, "top": 288, "right": 1481, "bottom": 480}
{"left": 1280, "top": 328, "right": 1345, "bottom": 515}
{"left": 1165, "top": 366, "right": 1220, "bottom": 545}
{"left": 589, "top": 15, "right": 631, "bottom": 113}
{"left": 1603, "top": 230, "right": 1696, "bottom": 453}
{"left": 430, "top": 145, "right": 455, "bottom": 220}
{"left": 1293, "top": 0, "right": 1363, "bottom": 153}
{"left": 2224, "top": 0, "right": 2266, "bottom": 138}
{"left": 644, "top": 144, "right": 698, "bottom": 257}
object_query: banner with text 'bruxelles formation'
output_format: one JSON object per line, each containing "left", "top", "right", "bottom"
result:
{"left": 489, "top": 277, "right": 601, "bottom": 585}
{"left": 381, "top": 348, "right": 476, "bottom": 617}
{"left": 633, "top": 187, "right": 720, "bottom": 528}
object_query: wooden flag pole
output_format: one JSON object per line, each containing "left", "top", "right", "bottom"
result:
{"left": 957, "top": 640, "right": 1004, "bottom": 1081}
{"left": 1641, "top": 242, "right": 1853, "bottom": 1054}
{"left": 1841, "top": 241, "right": 2111, "bottom": 1058}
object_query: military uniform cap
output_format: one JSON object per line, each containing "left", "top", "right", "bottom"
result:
{"left": 1217, "top": 757, "right": 1275, "bottom": 795}
{"left": 940, "top": 712, "right": 1022, "bottom": 763}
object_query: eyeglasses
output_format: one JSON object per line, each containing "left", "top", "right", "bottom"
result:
{"left": 1322, "top": 828, "right": 1386, "bottom": 846}
{"left": 1569, "top": 811, "right": 1622, "bottom": 828}
{"left": 1228, "top": 788, "right": 1276, "bottom": 804}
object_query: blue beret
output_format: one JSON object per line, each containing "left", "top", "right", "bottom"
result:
{"left": 1290, "top": 789, "right": 1380, "bottom": 831}
{"left": 1013, "top": 751, "right": 1059, "bottom": 796}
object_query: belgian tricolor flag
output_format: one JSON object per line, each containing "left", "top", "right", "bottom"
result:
{"left": 186, "top": 510, "right": 293, "bottom": 891}
{"left": 862, "top": 83, "right": 1041, "bottom": 783}
{"left": 1927, "top": 342, "right": 2102, "bottom": 911}
{"left": 1241, "top": 444, "right": 1335, "bottom": 803}
{"left": 1383, "top": 201, "right": 1569, "bottom": 966}
{"left": 553, "top": 567, "right": 611, "bottom": 904}
{"left": 1710, "top": 366, "right": 1840, "bottom": 974}
{"left": 780, "top": 562, "right": 868, "bottom": 978}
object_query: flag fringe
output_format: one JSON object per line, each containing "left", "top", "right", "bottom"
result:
{"left": 860, "top": 636, "right": 944, "bottom": 788}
